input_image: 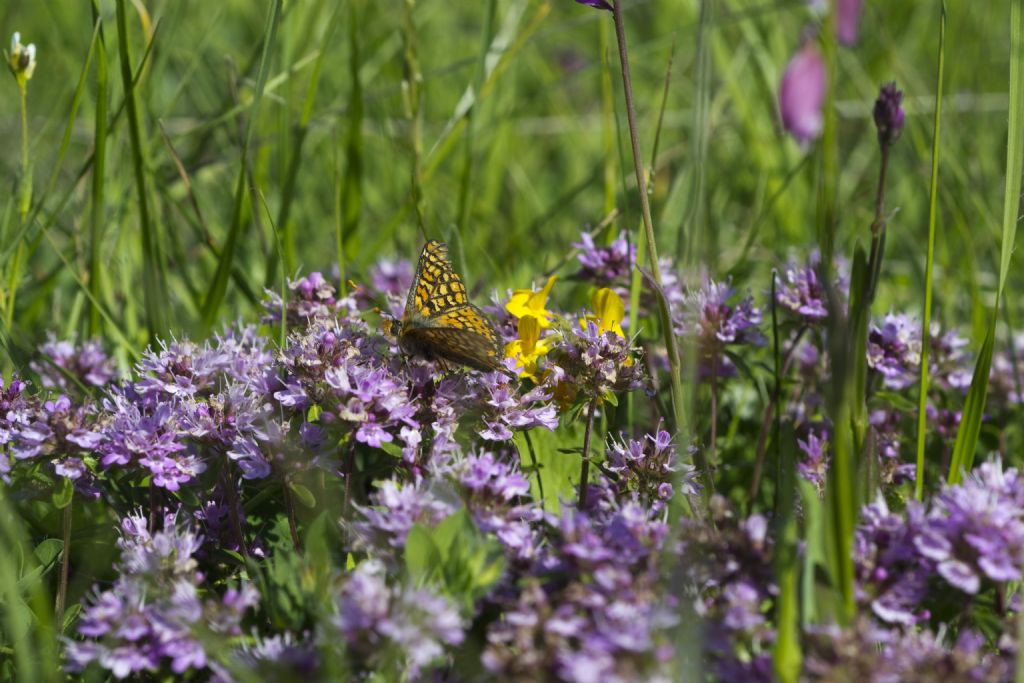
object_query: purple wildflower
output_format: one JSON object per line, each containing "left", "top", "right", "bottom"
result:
{"left": 776, "top": 261, "right": 828, "bottom": 323}
{"left": 351, "top": 479, "right": 455, "bottom": 559}
{"left": 605, "top": 422, "right": 695, "bottom": 509}
{"left": 797, "top": 429, "right": 829, "bottom": 495}
{"left": 332, "top": 559, "right": 465, "bottom": 679}
{"left": 572, "top": 231, "right": 635, "bottom": 286}
{"left": 66, "top": 512, "right": 259, "bottom": 678}
{"left": 32, "top": 336, "right": 116, "bottom": 390}
{"left": 867, "top": 313, "right": 921, "bottom": 390}
{"left": 836, "top": 0, "right": 863, "bottom": 46}
{"left": 457, "top": 450, "right": 539, "bottom": 561}
{"left": 675, "top": 279, "right": 764, "bottom": 379}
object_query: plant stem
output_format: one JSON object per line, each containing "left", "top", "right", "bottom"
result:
{"left": 610, "top": 1, "right": 702, "bottom": 489}
{"left": 523, "top": 429, "right": 545, "bottom": 509}
{"left": 578, "top": 401, "right": 598, "bottom": 510}
{"left": 54, "top": 499, "right": 73, "bottom": 629}
{"left": 5, "top": 82, "right": 31, "bottom": 329}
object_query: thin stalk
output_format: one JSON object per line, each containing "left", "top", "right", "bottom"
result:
{"left": 610, "top": 1, "right": 698, "bottom": 488}
{"left": 221, "top": 463, "right": 249, "bottom": 561}
{"left": 749, "top": 326, "right": 807, "bottom": 503}
{"left": 577, "top": 401, "right": 598, "bottom": 510}
{"left": 709, "top": 353, "right": 719, "bottom": 465}
{"left": 402, "top": 0, "right": 428, "bottom": 241}
{"left": 54, "top": 499, "right": 73, "bottom": 628}
{"left": 916, "top": 6, "right": 946, "bottom": 499}
{"left": 4, "top": 79, "right": 31, "bottom": 330}
{"left": 523, "top": 429, "right": 545, "bottom": 509}
{"left": 89, "top": 3, "right": 109, "bottom": 337}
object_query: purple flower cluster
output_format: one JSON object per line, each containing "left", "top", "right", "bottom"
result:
{"left": 32, "top": 336, "right": 116, "bottom": 391}
{"left": 483, "top": 501, "right": 674, "bottom": 682}
{"left": 351, "top": 479, "right": 455, "bottom": 560}
{"left": 675, "top": 279, "right": 764, "bottom": 378}
{"left": 572, "top": 230, "right": 635, "bottom": 286}
{"left": 867, "top": 313, "right": 922, "bottom": 390}
{"left": 776, "top": 261, "right": 828, "bottom": 324}
{"left": 457, "top": 450, "right": 539, "bottom": 560}
{"left": 546, "top": 320, "right": 647, "bottom": 405}
{"left": 66, "top": 512, "right": 259, "bottom": 679}
{"left": 331, "top": 559, "right": 465, "bottom": 678}
{"left": 856, "top": 458, "right": 1024, "bottom": 627}
{"left": 605, "top": 423, "right": 696, "bottom": 509}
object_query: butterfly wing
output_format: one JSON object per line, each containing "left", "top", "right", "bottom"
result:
{"left": 404, "top": 240, "right": 470, "bottom": 321}
{"left": 400, "top": 240, "right": 502, "bottom": 372}
{"left": 400, "top": 320, "right": 501, "bottom": 372}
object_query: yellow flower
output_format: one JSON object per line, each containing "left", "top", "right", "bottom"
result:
{"left": 504, "top": 314, "right": 556, "bottom": 379}
{"left": 505, "top": 275, "right": 557, "bottom": 328}
{"left": 580, "top": 287, "right": 626, "bottom": 338}
{"left": 6, "top": 32, "right": 37, "bottom": 85}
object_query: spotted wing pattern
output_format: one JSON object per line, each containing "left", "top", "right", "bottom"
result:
{"left": 399, "top": 240, "right": 501, "bottom": 371}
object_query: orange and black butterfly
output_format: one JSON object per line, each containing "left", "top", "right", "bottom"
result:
{"left": 382, "top": 240, "right": 502, "bottom": 372}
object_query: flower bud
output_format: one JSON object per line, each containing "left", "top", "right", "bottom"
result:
{"left": 873, "top": 82, "right": 905, "bottom": 149}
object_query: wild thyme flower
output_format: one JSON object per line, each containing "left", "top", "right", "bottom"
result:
{"left": 776, "top": 261, "right": 828, "bottom": 323}
{"left": 351, "top": 479, "right": 454, "bottom": 559}
{"left": 9, "top": 394, "right": 102, "bottom": 493}
{"left": 797, "top": 429, "right": 829, "bottom": 496}
{"left": 457, "top": 450, "right": 539, "bottom": 561}
{"left": 32, "top": 336, "right": 116, "bottom": 391}
{"left": 99, "top": 393, "right": 204, "bottom": 490}
{"left": 484, "top": 503, "right": 674, "bottom": 683}
{"left": 779, "top": 40, "right": 826, "bottom": 144}
{"left": 804, "top": 618, "right": 1013, "bottom": 682}
{"left": 855, "top": 497, "right": 930, "bottom": 625}
{"left": 332, "top": 559, "right": 465, "bottom": 679}
{"left": 262, "top": 272, "right": 357, "bottom": 327}
{"left": 66, "top": 512, "right": 259, "bottom": 679}
{"left": 915, "top": 458, "right": 1024, "bottom": 594}
{"left": 572, "top": 231, "right": 635, "bottom": 287}
{"left": 0, "top": 376, "right": 32, "bottom": 482}
{"left": 363, "top": 257, "right": 414, "bottom": 318}
{"left": 546, "top": 318, "right": 645, "bottom": 406}
{"left": 605, "top": 423, "right": 695, "bottom": 509}
{"left": 928, "top": 323, "right": 972, "bottom": 392}
{"left": 867, "top": 313, "right": 921, "bottom": 390}
{"left": 674, "top": 279, "right": 764, "bottom": 379}
{"left": 467, "top": 370, "right": 559, "bottom": 441}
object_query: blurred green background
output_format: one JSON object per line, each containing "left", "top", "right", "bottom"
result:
{"left": 0, "top": 0, "right": 1017, "bottom": 366}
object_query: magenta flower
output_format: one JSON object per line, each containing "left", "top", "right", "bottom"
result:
{"left": 779, "top": 42, "right": 826, "bottom": 144}
{"left": 837, "top": 0, "right": 863, "bottom": 46}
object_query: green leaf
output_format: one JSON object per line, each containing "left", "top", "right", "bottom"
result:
{"left": 33, "top": 539, "right": 64, "bottom": 570}
{"left": 51, "top": 478, "right": 73, "bottom": 510}
{"left": 287, "top": 481, "right": 317, "bottom": 509}
{"left": 404, "top": 523, "right": 444, "bottom": 584}
{"left": 514, "top": 426, "right": 579, "bottom": 515}
{"left": 307, "top": 404, "right": 322, "bottom": 423}
{"left": 873, "top": 390, "right": 917, "bottom": 414}
{"left": 951, "top": 0, "right": 1023, "bottom": 485}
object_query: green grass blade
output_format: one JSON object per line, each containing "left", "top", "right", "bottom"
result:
{"left": 915, "top": 2, "right": 946, "bottom": 498}
{"left": 89, "top": 4, "right": 110, "bottom": 338}
{"left": 115, "top": 0, "right": 168, "bottom": 341}
{"left": 949, "top": 0, "right": 1023, "bottom": 483}
{"left": 201, "top": 0, "right": 283, "bottom": 332}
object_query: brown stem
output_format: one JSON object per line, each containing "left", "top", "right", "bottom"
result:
{"left": 709, "top": 352, "right": 719, "bottom": 466}
{"left": 577, "top": 401, "right": 598, "bottom": 510}
{"left": 610, "top": 0, "right": 702, "bottom": 493}
{"left": 54, "top": 498, "right": 73, "bottom": 629}
{"left": 748, "top": 327, "right": 808, "bottom": 501}
{"left": 523, "top": 429, "right": 545, "bottom": 509}
{"left": 221, "top": 460, "right": 249, "bottom": 560}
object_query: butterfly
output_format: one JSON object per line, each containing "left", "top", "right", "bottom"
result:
{"left": 383, "top": 240, "right": 503, "bottom": 372}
